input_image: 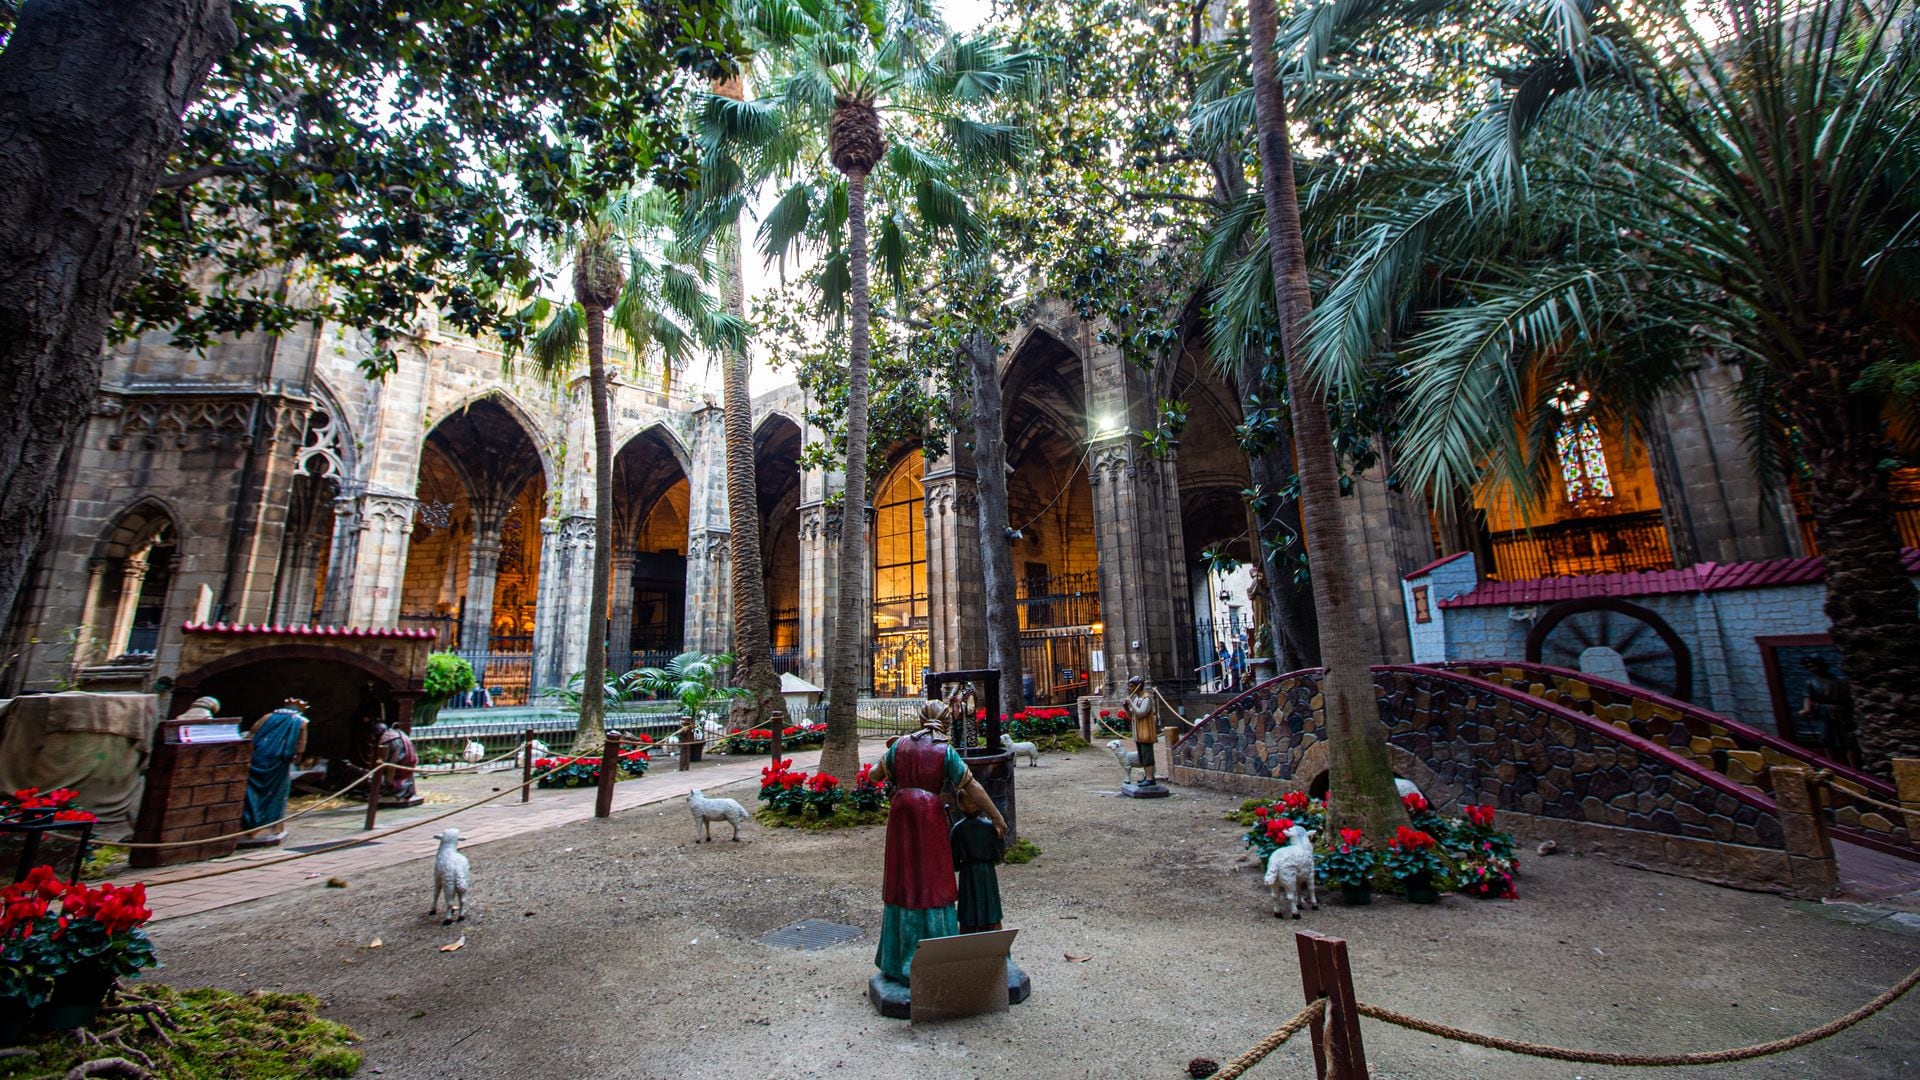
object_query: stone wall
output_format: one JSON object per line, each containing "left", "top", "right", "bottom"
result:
{"left": 1172, "top": 665, "right": 1822, "bottom": 892}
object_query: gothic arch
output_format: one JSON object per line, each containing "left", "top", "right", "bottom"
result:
{"left": 753, "top": 409, "right": 804, "bottom": 442}
{"left": 613, "top": 420, "right": 693, "bottom": 476}
{"left": 431, "top": 389, "right": 557, "bottom": 491}
{"left": 95, "top": 498, "right": 182, "bottom": 561}
{"left": 301, "top": 377, "right": 357, "bottom": 481}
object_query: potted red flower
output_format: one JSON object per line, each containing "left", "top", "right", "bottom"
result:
{"left": 2, "top": 865, "right": 157, "bottom": 1036}
{"left": 1384, "top": 826, "right": 1450, "bottom": 904}
{"left": 1316, "top": 828, "right": 1379, "bottom": 905}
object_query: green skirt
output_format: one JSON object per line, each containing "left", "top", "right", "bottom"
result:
{"left": 875, "top": 903, "right": 959, "bottom": 982}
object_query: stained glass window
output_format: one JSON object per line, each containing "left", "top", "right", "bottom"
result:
{"left": 1550, "top": 382, "right": 1615, "bottom": 503}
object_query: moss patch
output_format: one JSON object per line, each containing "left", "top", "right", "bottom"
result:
{"left": 0, "top": 984, "right": 361, "bottom": 1078}
{"left": 1003, "top": 837, "right": 1041, "bottom": 864}
{"left": 1035, "top": 733, "right": 1090, "bottom": 753}
{"left": 753, "top": 805, "right": 888, "bottom": 831}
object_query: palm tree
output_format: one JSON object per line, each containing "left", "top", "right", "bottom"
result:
{"left": 1244, "top": 0, "right": 1408, "bottom": 838}
{"left": 709, "top": 75, "right": 795, "bottom": 759}
{"left": 695, "top": 0, "right": 1035, "bottom": 780}
{"left": 1306, "top": 0, "right": 1920, "bottom": 774}
{"left": 523, "top": 189, "right": 741, "bottom": 754}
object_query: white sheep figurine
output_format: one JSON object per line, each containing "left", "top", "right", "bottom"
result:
{"left": 431, "top": 828, "right": 470, "bottom": 924}
{"left": 687, "top": 788, "right": 749, "bottom": 843}
{"left": 461, "top": 740, "right": 486, "bottom": 764}
{"left": 1264, "top": 824, "right": 1319, "bottom": 919}
{"left": 1106, "top": 739, "right": 1143, "bottom": 783}
{"left": 519, "top": 738, "right": 552, "bottom": 768}
{"left": 1395, "top": 777, "right": 1422, "bottom": 800}
{"left": 1000, "top": 732, "right": 1040, "bottom": 767}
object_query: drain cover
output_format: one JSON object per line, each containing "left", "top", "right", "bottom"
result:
{"left": 761, "top": 919, "right": 864, "bottom": 951}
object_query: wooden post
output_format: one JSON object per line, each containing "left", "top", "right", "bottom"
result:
{"left": 363, "top": 765, "right": 380, "bottom": 831}
{"left": 594, "top": 733, "right": 619, "bottom": 819}
{"left": 521, "top": 727, "right": 534, "bottom": 803}
{"left": 1296, "top": 931, "right": 1367, "bottom": 1079}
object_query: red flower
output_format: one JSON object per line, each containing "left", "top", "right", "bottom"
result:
{"left": 1401, "top": 792, "right": 1431, "bottom": 814}
{"left": 53, "top": 809, "right": 96, "bottom": 823}
{"left": 1391, "top": 826, "right": 1435, "bottom": 851}
{"left": 1463, "top": 804, "right": 1497, "bottom": 828}
{"left": 975, "top": 709, "right": 988, "bottom": 720}
{"left": 1098, "top": 709, "right": 1111, "bottom": 718}
{"left": 1281, "top": 791, "right": 1310, "bottom": 812}
{"left": 1339, "top": 828, "right": 1366, "bottom": 847}
{"left": 1264, "top": 817, "right": 1297, "bottom": 840}
{"left": 1254, "top": 806, "right": 1269, "bottom": 818}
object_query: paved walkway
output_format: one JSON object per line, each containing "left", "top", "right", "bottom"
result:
{"left": 118, "top": 746, "right": 879, "bottom": 923}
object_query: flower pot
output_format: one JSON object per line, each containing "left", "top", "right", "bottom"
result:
{"left": 1, "top": 994, "right": 29, "bottom": 1044}
{"left": 412, "top": 694, "right": 447, "bottom": 728}
{"left": 1340, "top": 885, "right": 1373, "bottom": 906}
{"left": 1403, "top": 874, "right": 1441, "bottom": 904}
{"left": 34, "top": 967, "right": 116, "bottom": 1032}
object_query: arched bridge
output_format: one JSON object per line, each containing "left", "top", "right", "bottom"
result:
{"left": 1170, "top": 662, "right": 1917, "bottom": 897}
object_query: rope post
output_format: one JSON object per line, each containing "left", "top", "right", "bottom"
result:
{"left": 594, "top": 733, "right": 619, "bottom": 819}
{"left": 521, "top": 729, "right": 534, "bottom": 803}
{"left": 1892, "top": 758, "right": 1920, "bottom": 845}
{"left": 1296, "top": 931, "right": 1367, "bottom": 1080}
{"left": 362, "top": 766, "right": 381, "bottom": 832}
{"left": 1772, "top": 766, "right": 1837, "bottom": 899}
{"left": 677, "top": 719, "right": 695, "bottom": 773}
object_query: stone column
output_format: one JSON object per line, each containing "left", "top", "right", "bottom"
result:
{"left": 106, "top": 551, "right": 151, "bottom": 658}
{"left": 608, "top": 553, "right": 636, "bottom": 673}
{"left": 531, "top": 517, "right": 564, "bottom": 690}
{"left": 685, "top": 530, "right": 733, "bottom": 657}
{"left": 555, "top": 515, "right": 596, "bottom": 683}
{"left": 797, "top": 501, "right": 838, "bottom": 688}
{"left": 318, "top": 493, "right": 361, "bottom": 625}
{"left": 461, "top": 528, "right": 505, "bottom": 656}
{"left": 74, "top": 559, "right": 109, "bottom": 669}
{"left": 270, "top": 533, "right": 321, "bottom": 625}
{"left": 341, "top": 493, "right": 417, "bottom": 627}
{"left": 924, "top": 461, "right": 987, "bottom": 673}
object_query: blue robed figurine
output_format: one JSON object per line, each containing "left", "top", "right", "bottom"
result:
{"left": 241, "top": 697, "right": 309, "bottom": 844}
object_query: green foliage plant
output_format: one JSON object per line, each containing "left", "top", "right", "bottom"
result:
{"left": 623, "top": 650, "right": 751, "bottom": 726}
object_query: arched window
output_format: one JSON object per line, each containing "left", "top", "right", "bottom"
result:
{"left": 872, "top": 454, "right": 927, "bottom": 695}
{"left": 1550, "top": 384, "right": 1615, "bottom": 504}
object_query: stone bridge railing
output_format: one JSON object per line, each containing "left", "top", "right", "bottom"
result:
{"left": 1171, "top": 665, "right": 1838, "bottom": 895}
{"left": 1441, "top": 661, "right": 1912, "bottom": 855}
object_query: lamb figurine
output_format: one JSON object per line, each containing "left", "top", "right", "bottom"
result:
{"left": 431, "top": 828, "right": 470, "bottom": 924}
{"left": 461, "top": 740, "right": 486, "bottom": 764}
{"left": 688, "top": 787, "right": 749, "bottom": 843}
{"left": 1000, "top": 732, "right": 1041, "bottom": 767}
{"left": 1264, "top": 824, "right": 1319, "bottom": 919}
{"left": 1394, "top": 777, "right": 1422, "bottom": 800}
{"left": 1106, "top": 739, "right": 1143, "bottom": 783}
{"left": 519, "top": 738, "right": 551, "bottom": 768}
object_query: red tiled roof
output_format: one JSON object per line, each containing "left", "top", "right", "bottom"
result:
{"left": 1402, "top": 551, "right": 1471, "bottom": 581}
{"left": 179, "top": 621, "right": 440, "bottom": 640}
{"left": 1438, "top": 548, "right": 1920, "bottom": 609}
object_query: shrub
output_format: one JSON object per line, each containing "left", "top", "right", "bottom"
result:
{"left": 1241, "top": 794, "right": 1327, "bottom": 857}
{"left": 1003, "top": 837, "right": 1041, "bottom": 864}
{"left": 423, "top": 652, "right": 476, "bottom": 699}
{"left": 2, "top": 865, "right": 156, "bottom": 1011}
{"left": 532, "top": 742, "right": 650, "bottom": 788}
{"left": 1315, "top": 828, "right": 1378, "bottom": 890}
{"left": 1383, "top": 826, "right": 1451, "bottom": 888}
{"left": 849, "top": 764, "right": 888, "bottom": 813}
{"left": 804, "top": 773, "right": 844, "bottom": 816}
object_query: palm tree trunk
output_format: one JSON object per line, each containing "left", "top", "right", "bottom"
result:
{"left": 821, "top": 168, "right": 874, "bottom": 782}
{"left": 720, "top": 222, "right": 790, "bottom": 757}
{"left": 1793, "top": 395, "right": 1920, "bottom": 776}
{"left": 1232, "top": 352, "right": 1319, "bottom": 670}
{"left": 966, "top": 330, "right": 1024, "bottom": 717}
{"left": 1247, "top": 0, "right": 1404, "bottom": 839}
{"left": 572, "top": 304, "right": 615, "bottom": 755}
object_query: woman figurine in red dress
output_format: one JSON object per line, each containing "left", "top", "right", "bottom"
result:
{"left": 868, "top": 695, "right": 1006, "bottom": 992}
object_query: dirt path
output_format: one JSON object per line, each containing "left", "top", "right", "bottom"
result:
{"left": 145, "top": 748, "right": 1920, "bottom": 1079}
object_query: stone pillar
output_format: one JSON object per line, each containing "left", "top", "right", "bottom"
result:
{"left": 461, "top": 529, "right": 505, "bottom": 656}
{"left": 682, "top": 404, "right": 732, "bottom": 658}
{"left": 531, "top": 517, "right": 564, "bottom": 690}
{"left": 270, "top": 534, "right": 321, "bottom": 626}
{"left": 106, "top": 551, "right": 151, "bottom": 657}
{"left": 1893, "top": 758, "right": 1920, "bottom": 848}
{"left": 73, "top": 559, "right": 110, "bottom": 669}
{"left": 608, "top": 553, "right": 636, "bottom": 673}
{"left": 797, "top": 501, "right": 838, "bottom": 688}
{"left": 341, "top": 493, "right": 417, "bottom": 627}
{"left": 548, "top": 515, "right": 596, "bottom": 685}
{"left": 685, "top": 530, "right": 733, "bottom": 657}
{"left": 318, "top": 493, "right": 361, "bottom": 625}
{"left": 1771, "top": 766, "right": 1838, "bottom": 899}
{"left": 924, "top": 461, "right": 987, "bottom": 672}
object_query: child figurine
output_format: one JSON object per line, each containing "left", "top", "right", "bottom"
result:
{"left": 950, "top": 811, "right": 1005, "bottom": 933}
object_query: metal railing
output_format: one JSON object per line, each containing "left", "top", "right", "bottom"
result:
{"left": 1488, "top": 509, "right": 1675, "bottom": 579}
{"left": 1017, "top": 570, "right": 1100, "bottom": 629}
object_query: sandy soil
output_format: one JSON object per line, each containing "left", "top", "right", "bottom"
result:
{"left": 146, "top": 748, "right": 1920, "bottom": 1079}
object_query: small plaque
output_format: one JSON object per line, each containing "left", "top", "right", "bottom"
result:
{"left": 173, "top": 723, "right": 243, "bottom": 744}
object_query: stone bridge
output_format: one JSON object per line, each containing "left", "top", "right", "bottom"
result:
{"left": 1170, "top": 663, "right": 1918, "bottom": 897}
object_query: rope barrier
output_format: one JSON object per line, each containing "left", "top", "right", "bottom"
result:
{"left": 131, "top": 754, "right": 586, "bottom": 887}
{"left": 1209, "top": 999, "right": 1326, "bottom": 1079}
{"left": 29, "top": 764, "right": 393, "bottom": 851}
{"left": 1810, "top": 770, "right": 1916, "bottom": 819}
{"left": 1351, "top": 960, "right": 1920, "bottom": 1067}
{"left": 421, "top": 740, "right": 535, "bottom": 775}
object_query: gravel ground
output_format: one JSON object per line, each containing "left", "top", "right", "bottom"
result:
{"left": 147, "top": 747, "right": 1920, "bottom": 1079}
